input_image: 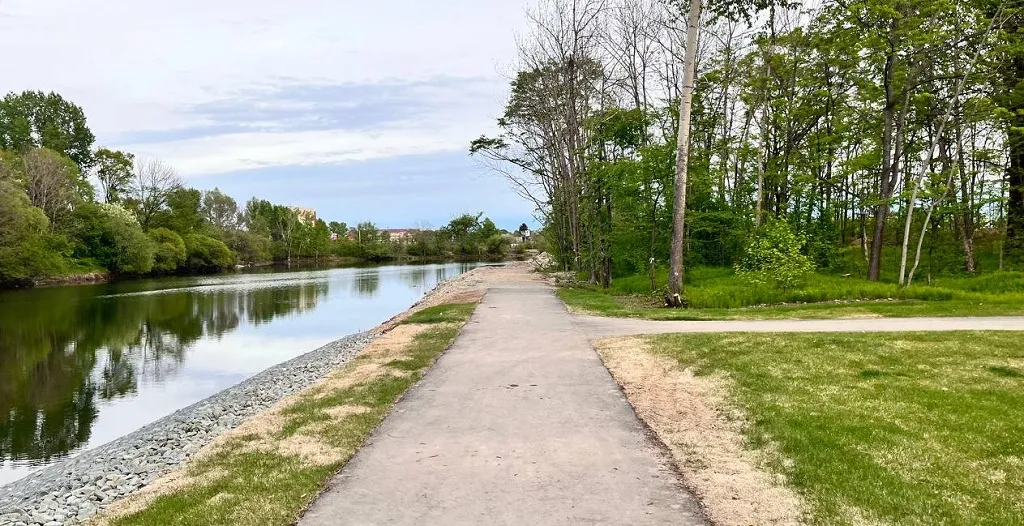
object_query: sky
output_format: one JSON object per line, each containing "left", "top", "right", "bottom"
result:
{"left": 0, "top": 0, "right": 537, "bottom": 230}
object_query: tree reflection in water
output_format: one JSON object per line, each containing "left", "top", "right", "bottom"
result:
{"left": 0, "top": 278, "right": 329, "bottom": 465}
{"left": 351, "top": 268, "right": 380, "bottom": 297}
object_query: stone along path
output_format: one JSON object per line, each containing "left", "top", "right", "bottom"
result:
{"left": 299, "top": 282, "right": 707, "bottom": 526}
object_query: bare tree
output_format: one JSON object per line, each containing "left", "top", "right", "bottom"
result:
{"left": 128, "top": 158, "right": 182, "bottom": 229}
{"left": 22, "top": 148, "right": 83, "bottom": 230}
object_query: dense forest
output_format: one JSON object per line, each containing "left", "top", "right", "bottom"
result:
{"left": 0, "top": 91, "right": 520, "bottom": 287}
{"left": 472, "top": 0, "right": 1024, "bottom": 298}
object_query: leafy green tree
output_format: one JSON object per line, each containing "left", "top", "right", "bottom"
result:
{"left": 70, "top": 203, "right": 154, "bottom": 274}
{"left": 147, "top": 228, "right": 186, "bottom": 273}
{"left": 736, "top": 220, "right": 815, "bottom": 290}
{"left": 182, "top": 234, "right": 235, "bottom": 272}
{"left": 0, "top": 180, "right": 67, "bottom": 283}
{"left": 151, "top": 187, "right": 206, "bottom": 235}
{"left": 0, "top": 91, "right": 96, "bottom": 169}
{"left": 328, "top": 221, "right": 348, "bottom": 238}
{"left": 201, "top": 188, "right": 239, "bottom": 232}
{"left": 226, "top": 229, "right": 272, "bottom": 265}
{"left": 93, "top": 149, "right": 134, "bottom": 203}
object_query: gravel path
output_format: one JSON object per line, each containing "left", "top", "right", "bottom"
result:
{"left": 0, "top": 333, "right": 373, "bottom": 526}
{"left": 299, "top": 281, "right": 706, "bottom": 526}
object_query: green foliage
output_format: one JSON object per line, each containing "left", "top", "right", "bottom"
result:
{"left": 94, "top": 148, "right": 134, "bottom": 203}
{"left": 0, "top": 91, "right": 95, "bottom": 168}
{"left": 182, "top": 234, "right": 235, "bottom": 273}
{"left": 0, "top": 180, "right": 67, "bottom": 283}
{"left": 402, "top": 303, "right": 477, "bottom": 324}
{"left": 201, "top": 188, "right": 238, "bottom": 232}
{"left": 225, "top": 230, "right": 272, "bottom": 266}
{"left": 736, "top": 220, "right": 815, "bottom": 290}
{"left": 152, "top": 188, "right": 206, "bottom": 235}
{"left": 69, "top": 203, "right": 153, "bottom": 275}
{"left": 147, "top": 228, "right": 186, "bottom": 274}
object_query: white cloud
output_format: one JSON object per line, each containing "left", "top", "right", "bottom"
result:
{"left": 126, "top": 119, "right": 469, "bottom": 175}
{"left": 0, "top": 0, "right": 529, "bottom": 175}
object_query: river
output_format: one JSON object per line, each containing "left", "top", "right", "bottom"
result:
{"left": 0, "top": 262, "right": 482, "bottom": 486}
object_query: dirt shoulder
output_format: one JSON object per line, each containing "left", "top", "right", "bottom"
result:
{"left": 593, "top": 336, "right": 807, "bottom": 526}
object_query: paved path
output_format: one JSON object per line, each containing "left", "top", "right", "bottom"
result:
{"left": 573, "top": 314, "right": 1024, "bottom": 339}
{"left": 300, "top": 283, "right": 706, "bottom": 526}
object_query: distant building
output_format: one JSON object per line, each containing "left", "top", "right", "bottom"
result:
{"left": 289, "top": 207, "right": 317, "bottom": 225}
{"left": 384, "top": 229, "right": 415, "bottom": 242}
{"left": 518, "top": 223, "right": 532, "bottom": 242}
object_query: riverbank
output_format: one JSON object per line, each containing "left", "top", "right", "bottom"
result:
{"left": 0, "top": 334, "right": 373, "bottom": 526}
{"left": 0, "top": 263, "right": 518, "bottom": 525}
{"left": 7, "top": 256, "right": 513, "bottom": 290}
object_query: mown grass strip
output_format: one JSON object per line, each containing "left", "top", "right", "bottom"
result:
{"left": 645, "top": 331, "right": 1024, "bottom": 525}
{"left": 101, "top": 303, "right": 476, "bottom": 526}
{"left": 558, "top": 268, "right": 1024, "bottom": 320}
{"left": 401, "top": 302, "right": 477, "bottom": 324}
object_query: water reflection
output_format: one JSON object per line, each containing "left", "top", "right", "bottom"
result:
{"left": 0, "top": 280, "right": 329, "bottom": 466}
{"left": 0, "top": 262, "right": 483, "bottom": 484}
{"left": 352, "top": 268, "right": 380, "bottom": 297}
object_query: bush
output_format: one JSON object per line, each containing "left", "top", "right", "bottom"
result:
{"left": 735, "top": 220, "right": 815, "bottom": 291}
{"left": 226, "top": 230, "right": 271, "bottom": 265}
{"left": 147, "top": 228, "right": 186, "bottom": 273}
{"left": 0, "top": 180, "right": 67, "bottom": 283}
{"left": 70, "top": 203, "right": 153, "bottom": 275}
{"left": 183, "top": 234, "right": 236, "bottom": 272}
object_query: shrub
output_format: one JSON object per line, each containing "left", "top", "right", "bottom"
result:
{"left": 147, "top": 227, "right": 186, "bottom": 273}
{"left": 70, "top": 203, "right": 154, "bottom": 275}
{"left": 0, "top": 180, "right": 67, "bottom": 282}
{"left": 226, "top": 230, "right": 271, "bottom": 265}
{"left": 735, "top": 219, "right": 815, "bottom": 291}
{"left": 183, "top": 234, "right": 235, "bottom": 272}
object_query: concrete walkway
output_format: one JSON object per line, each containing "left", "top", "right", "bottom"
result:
{"left": 300, "top": 283, "right": 707, "bottom": 526}
{"left": 573, "top": 314, "right": 1024, "bottom": 339}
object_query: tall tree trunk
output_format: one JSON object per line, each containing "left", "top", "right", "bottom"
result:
{"left": 955, "top": 118, "right": 977, "bottom": 273}
{"left": 667, "top": 0, "right": 701, "bottom": 307}
{"left": 1008, "top": 114, "right": 1024, "bottom": 264}
{"left": 869, "top": 49, "right": 897, "bottom": 282}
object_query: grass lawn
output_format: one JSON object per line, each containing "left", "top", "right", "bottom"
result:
{"left": 101, "top": 302, "right": 477, "bottom": 526}
{"left": 644, "top": 331, "right": 1024, "bottom": 525}
{"left": 558, "top": 268, "right": 1024, "bottom": 320}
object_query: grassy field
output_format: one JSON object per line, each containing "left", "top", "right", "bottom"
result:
{"left": 643, "top": 331, "right": 1024, "bottom": 525}
{"left": 101, "top": 302, "right": 477, "bottom": 526}
{"left": 559, "top": 267, "right": 1024, "bottom": 320}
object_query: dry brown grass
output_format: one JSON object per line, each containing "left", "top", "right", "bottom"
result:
{"left": 594, "top": 336, "right": 807, "bottom": 526}
{"left": 89, "top": 321, "right": 444, "bottom": 526}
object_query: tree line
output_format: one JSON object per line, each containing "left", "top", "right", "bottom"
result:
{"left": 472, "top": 0, "right": 1024, "bottom": 299}
{"left": 0, "top": 91, "right": 523, "bottom": 286}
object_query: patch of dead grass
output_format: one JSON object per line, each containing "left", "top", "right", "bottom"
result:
{"left": 594, "top": 336, "right": 807, "bottom": 526}
{"left": 89, "top": 320, "right": 452, "bottom": 526}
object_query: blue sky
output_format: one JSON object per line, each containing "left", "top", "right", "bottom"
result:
{"left": 0, "top": 0, "right": 538, "bottom": 230}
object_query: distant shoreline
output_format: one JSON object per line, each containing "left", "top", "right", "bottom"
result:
{"left": 6, "top": 255, "right": 517, "bottom": 291}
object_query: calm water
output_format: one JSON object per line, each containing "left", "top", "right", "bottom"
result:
{"left": 0, "top": 262, "right": 482, "bottom": 486}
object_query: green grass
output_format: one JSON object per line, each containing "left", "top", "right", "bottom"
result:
{"left": 109, "top": 304, "right": 476, "bottom": 526}
{"left": 402, "top": 302, "right": 477, "bottom": 324}
{"left": 559, "top": 268, "right": 1024, "bottom": 320}
{"left": 646, "top": 331, "right": 1024, "bottom": 525}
